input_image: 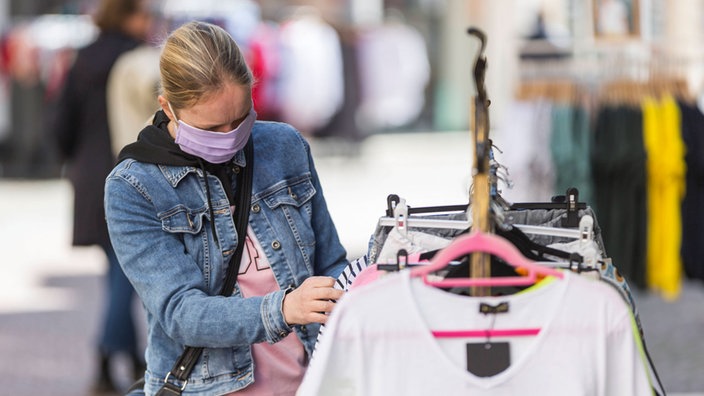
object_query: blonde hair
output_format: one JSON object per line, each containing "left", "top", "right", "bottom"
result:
{"left": 160, "top": 21, "right": 253, "bottom": 110}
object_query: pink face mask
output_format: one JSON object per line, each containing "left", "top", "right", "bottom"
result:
{"left": 169, "top": 102, "right": 256, "bottom": 164}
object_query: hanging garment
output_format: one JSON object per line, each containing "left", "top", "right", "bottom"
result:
{"left": 642, "top": 95, "right": 686, "bottom": 300}
{"left": 591, "top": 104, "right": 648, "bottom": 289}
{"left": 248, "top": 21, "right": 283, "bottom": 121}
{"left": 355, "top": 20, "right": 430, "bottom": 131}
{"left": 550, "top": 103, "right": 593, "bottom": 204}
{"left": 495, "top": 99, "right": 556, "bottom": 202}
{"left": 332, "top": 256, "right": 370, "bottom": 292}
{"left": 368, "top": 212, "right": 465, "bottom": 264}
{"left": 677, "top": 100, "right": 704, "bottom": 282}
{"left": 375, "top": 227, "right": 452, "bottom": 263}
{"left": 501, "top": 207, "right": 606, "bottom": 253}
{"left": 298, "top": 270, "right": 653, "bottom": 396}
{"left": 277, "top": 11, "right": 344, "bottom": 135}
{"left": 312, "top": 255, "right": 370, "bottom": 356}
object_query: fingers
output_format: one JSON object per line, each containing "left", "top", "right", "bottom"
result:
{"left": 306, "top": 299, "right": 337, "bottom": 314}
{"left": 298, "top": 276, "right": 344, "bottom": 300}
{"left": 305, "top": 311, "right": 331, "bottom": 325}
{"left": 300, "top": 276, "right": 336, "bottom": 288}
{"left": 304, "top": 285, "right": 344, "bottom": 302}
{"left": 294, "top": 301, "right": 335, "bottom": 325}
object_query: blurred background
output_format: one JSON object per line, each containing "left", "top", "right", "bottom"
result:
{"left": 1, "top": 0, "right": 704, "bottom": 394}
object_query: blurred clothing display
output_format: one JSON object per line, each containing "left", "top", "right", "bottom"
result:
{"left": 248, "top": 20, "right": 282, "bottom": 121}
{"left": 499, "top": 75, "right": 694, "bottom": 302}
{"left": 356, "top": 18, "right": 430, "bottom": 131}
{"left": 161, "top": 0, "right": 261, "bottom": 45}
{"left": 0, "top": 15, "right": 97, "bottom": 177}
{"left": 277, "top": 9, "right": 344, "bottom": 135}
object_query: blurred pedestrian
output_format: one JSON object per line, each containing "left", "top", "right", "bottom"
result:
{"left": 107, "top": 42, "right": 161, "bottom": 157}
{"left": 105, "top": 21, "right": 348, "bottom": 395}
{"left": 50, "top": 0, "right": 155, "bottom": 394}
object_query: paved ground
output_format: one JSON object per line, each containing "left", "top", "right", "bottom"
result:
{"left": 0, "top": 131, "right": 702, "bottom": 395}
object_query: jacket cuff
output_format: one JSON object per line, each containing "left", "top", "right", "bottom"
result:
{"left": 261, "top": 289, "right": 293, "bottom": 343}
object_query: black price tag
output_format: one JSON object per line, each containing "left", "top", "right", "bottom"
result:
{"left": 466, "top": 342, "right": 511, "bottom": 377}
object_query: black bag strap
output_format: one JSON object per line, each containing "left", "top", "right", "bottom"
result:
{"left": 156, "top": 139, "right": 254, "bottom": 396}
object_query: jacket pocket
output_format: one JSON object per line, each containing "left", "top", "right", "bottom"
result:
{"left": 261, "top": 177, "right": 316, "bottom": 210}
{"left": 159, "top": 204, "right": 208, "bottom": 234}
{"left": 260, "top": 176, "right": 316, "bottom": 250}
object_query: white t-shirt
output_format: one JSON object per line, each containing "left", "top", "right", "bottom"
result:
{"left": 298, "top": 270, "right": 652, "bottom": 396}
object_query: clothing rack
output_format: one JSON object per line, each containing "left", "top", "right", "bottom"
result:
{"left": 467, "top": 28, "right": 492, "bottom": 296}
{"left": 517, "top": 47, "right": 699, "bottom": 104}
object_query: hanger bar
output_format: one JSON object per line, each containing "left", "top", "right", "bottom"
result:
{"left": 400, "top": 201, "right": 586, "bottom": 214}
{"left": 407, "top": 204, "right": 469, "bottom": 214}
{"left": 510, "top": 202, "right": 587, "bottom": 210}
{"left": 513, "top": 224, "right": 581, "bottom": 239}
{"left": 377, "top": 216, "right": 469, "bottom": 230}
{"left": 377, "top": 216, "right": 583, "bottom": 239}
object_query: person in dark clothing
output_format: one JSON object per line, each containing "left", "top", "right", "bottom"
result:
{"left": 51, "top": 0, "right": 155, "bottom": 394}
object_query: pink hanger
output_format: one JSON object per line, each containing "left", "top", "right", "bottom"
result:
{"left": 410, "top": 231, "right": 563, "bottom": 339}
{"left": 410, "top": 231, "right": 564, "bottom": 288}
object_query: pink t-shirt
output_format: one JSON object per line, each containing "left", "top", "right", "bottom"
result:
{"left": 227, "top": 226, "right": 307, "bottom": 395}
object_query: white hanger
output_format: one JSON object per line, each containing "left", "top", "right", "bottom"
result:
{"left": 377, "top": 197, "right": 471, "bottom": 232}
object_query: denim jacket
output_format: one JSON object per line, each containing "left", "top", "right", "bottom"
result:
{"left": 105, "top": 121, "right": 348, "bottom": 395}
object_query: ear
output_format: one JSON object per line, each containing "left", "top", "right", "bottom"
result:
{"left": 158, "top": 95, "right": 175, "bottom": 121}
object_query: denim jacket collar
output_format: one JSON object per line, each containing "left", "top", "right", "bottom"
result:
{"left": 158, "top": 148, "right": 247, "bottom": 188}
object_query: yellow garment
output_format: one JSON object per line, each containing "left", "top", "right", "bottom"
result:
{"left": 641, "top": 95, "right": 686, "bottom": 300}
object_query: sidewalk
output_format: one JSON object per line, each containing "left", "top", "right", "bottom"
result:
{"left": 0, "top": 131, "right": 702, "bottom": 395}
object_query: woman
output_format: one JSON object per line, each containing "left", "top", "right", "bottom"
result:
{"left": 51, "top": 0, "right": 154, "bottom": 392}
{"left": 104, "top": 21, "right": 348, "bottom": 395}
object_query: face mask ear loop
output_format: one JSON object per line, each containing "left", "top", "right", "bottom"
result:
{"left": 167, "top": 102, "right": 179, "bottom": 123}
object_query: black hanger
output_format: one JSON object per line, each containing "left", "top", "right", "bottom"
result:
{"left": 496, "top": 226, "right": 580, "bottom": 262}
{"left": 509, "top": 187, "right": 584, "bottom": 227}
{"left": 385, "top": 194, "right": 468, "bottom": 217}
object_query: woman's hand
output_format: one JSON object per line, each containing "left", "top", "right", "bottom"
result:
{"left": 282, "top": 276, "right": 344, "bottom": 325}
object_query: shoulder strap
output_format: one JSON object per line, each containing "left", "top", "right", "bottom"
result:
{"left": 221, "top": 138, "right": 254, "bottom": 295}
{"left": 157, "top": 138, "right": 254, "bottom": 395}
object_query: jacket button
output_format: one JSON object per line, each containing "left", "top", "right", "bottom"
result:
{"left": 232, "top": 166, "right": 241, "bottom": 174}
{"left": 271, "top": 240, "right": 281, "bottom": 250}
{"left": 252, "top": 203, "right": 260, "bottom": 213}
